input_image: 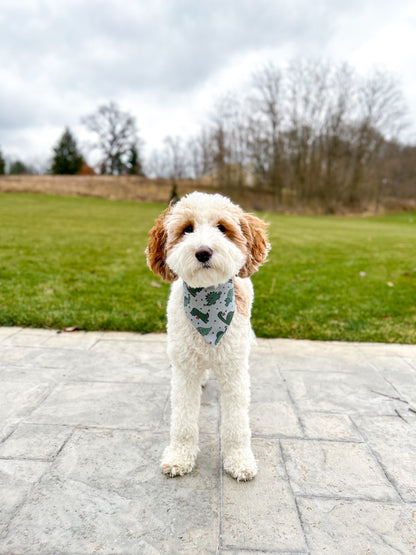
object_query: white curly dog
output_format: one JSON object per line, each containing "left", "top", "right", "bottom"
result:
{"left": 146, "top": 192, "right": 269, "bottom": 481}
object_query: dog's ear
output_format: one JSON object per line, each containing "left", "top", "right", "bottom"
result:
{"left": 146, "top": 205, "right": 177, "bottom": 283}
{"left": 238, "top": 213, "right": 270, "bottom": 278}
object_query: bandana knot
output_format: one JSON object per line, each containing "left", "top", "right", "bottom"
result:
{"left": 183, "top": 279, "right": 235, "bottom": 347}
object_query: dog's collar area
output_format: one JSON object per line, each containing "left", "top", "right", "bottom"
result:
{"left": 183, "top": 279, "right": 235, "bottom": 347}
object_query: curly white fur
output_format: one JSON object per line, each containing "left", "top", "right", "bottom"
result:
{"left": 146, "top": 192, "right": 269, "bottom": 481}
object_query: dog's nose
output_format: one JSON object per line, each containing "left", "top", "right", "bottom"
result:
{"left": 195, "top": 246, "right": 213, "bottom": 263}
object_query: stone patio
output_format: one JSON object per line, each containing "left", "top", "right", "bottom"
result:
{"left": 0, "top": 327, "right": 415, "bottom": 554}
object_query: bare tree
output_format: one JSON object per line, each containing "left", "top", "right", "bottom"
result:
{"left": 347, "top": 69, "right": 407, "bottom": 206}
{"left": 145, "top": 149, "right": 169, "bottom": 178}
{"left": 82, "top": 101, "right": 140, "bottom": 175}
{"left": 250, "top": 63, "right": 285, "bottom": 205}
{"left": 163, "top": 136, "right": 188, "bottom": 181}
{"left": 286, "top": 59, "right": 332, "bottom": 201}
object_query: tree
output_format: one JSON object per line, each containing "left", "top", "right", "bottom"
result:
{"left": 251, "top": 63, "right": 285, "bottom": 204}
{"left": 9, "top": 160, "right": 29, "bottom": 175}
{"left": 163, "top": 136, "right": 187, "bottom": 181}
{"left": 126, "top": 142, "right": 144, "bottom": 175}
{"left": 0, "top": 148, "right": 5, "bottom": 175}
{"left": 82, "top": 101, "right": 141, "bottom": 175}
{"left": 51, "top": 128, "right": 83, "bottom": 175}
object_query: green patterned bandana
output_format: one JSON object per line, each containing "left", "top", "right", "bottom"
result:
{"left": 183, "top": 279, "right": 235, "bottom": 347}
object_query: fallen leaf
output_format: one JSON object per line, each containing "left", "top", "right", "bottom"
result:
{"left": 150, "top": 280, "right": 162, "bottom": 288}
{"left": 62, "top": 326, "right": 81, "bottom": 332}
{"left": 387, "top": 282, "right": 394, "bottom": 287}
{"left": 359, "top": 271, "right": 366, "bottom": 277}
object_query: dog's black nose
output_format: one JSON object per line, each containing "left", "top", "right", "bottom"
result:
{"left": 195, "top": 247, "right": 213, "bottom": 263}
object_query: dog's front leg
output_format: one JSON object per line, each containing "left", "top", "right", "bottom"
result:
{"left": 216, "top": 360, "right": 257, "bottom": 481}
{"left": 161, "top": 364, "right": 203, "bottom": 477}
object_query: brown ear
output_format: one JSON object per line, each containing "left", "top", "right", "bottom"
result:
{"left": 146, "top": 206, "right": 177, "bottom": 282}
{"left": 238, "top": 213, "right": 270, "bottom": 278}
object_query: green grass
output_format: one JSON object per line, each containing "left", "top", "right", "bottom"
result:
{"left": 0, "top": 193, "right": 415, "bottom": 343}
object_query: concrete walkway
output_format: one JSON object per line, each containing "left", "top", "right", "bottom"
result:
{"left": 0, "top": 327, "right": 415, "bottom": 554}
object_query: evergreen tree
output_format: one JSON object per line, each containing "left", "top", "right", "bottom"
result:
{"left": 127, "top": 143, "right": 144, "bottom": 175}
{"left": 0, "top": 148, "right": 5, "bottom": 175}
{"left": 51, "top": 128, "right": 83, "bottom": 174}
{"left": 9, "top": 160, "right": 28, "bottom": 175}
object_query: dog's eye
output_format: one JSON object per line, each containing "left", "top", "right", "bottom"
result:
{"left": 183, "top": 225, "right": 194, "bottom": 234}
{"left": 217, "top": 224, "right": 226, "bottom": 233}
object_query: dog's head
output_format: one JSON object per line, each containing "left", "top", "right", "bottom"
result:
{"left": 146, "top": 192, "right": 269, "bottom": 287}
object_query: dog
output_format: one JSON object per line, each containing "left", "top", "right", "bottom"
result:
{"left": 146, "top": 192, "right": 269, "bottom": 481}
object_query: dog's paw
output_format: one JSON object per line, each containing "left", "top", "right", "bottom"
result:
{"left": 160, "top": 446, "right": 196, "bottom": 478}
{"left": 223, "top": 451, "right": 258, "bottom": 482}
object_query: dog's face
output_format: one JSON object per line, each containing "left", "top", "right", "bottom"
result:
{"left": 146, "top": 192, "right": 269, "bottom": 287}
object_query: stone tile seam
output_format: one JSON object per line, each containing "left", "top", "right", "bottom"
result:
{"left": 368, "top": 387, "right": 409, "bottom": 405}
{"left": 369, "top": 354, "right": 415, "bottom": 370}
{"left": 61, "top": 379, "right": 171, "bottom": 386}
{"left": 403, "top": 356, "right": 416, "bottom": 370}
{"left": 296, "top": 493, "right": 411, "bottom": 505}
{"left": 69, "top": 475, "right": 141, "bottom": 504}
{"left": 0, "top": 345, "right": 61, "bottom": 353}
{"left": 277, "top": 366, "right": 306, "bottom": 436}
{"left": 93, "top": 336, "right": 167, "bottom": 343}
{"left": 279, "top": 367, "right": 372, "bottom": 375}
{"left": 0, "top": 455, "right": 53, "bottom": 462}
{"left": 0, "top": 426, "right": 77, "bottom": 471}
{"left": 22, "top": 381, "right": 58, "bottom": 422}
{"left": 0, "top": 459, "right": 53, "bottom": 542}
{"left": 346, "top": 414, "right": 364, "bottom": 441}
{"left": 217, "top": 386, "right": 224, "bottom": 555}
{"left": 252, "top": 433, "right": 364, "bottom": 443}
{"left": 0, "top": 329, "right": 23, "bottom": 343}
{"left": 277, "top": 440, "right": 309, "bottom": 554}
{"left": 17, "top": 422, "right": 201, "bottom": 436}
{"left": 86, "top": 336, "right": 105, "bottom": 351}
{"left": 221, "top": 545, "right": 308, "bottom": 554}
{"left": 349, "top": 415, "right": 405, "bottom": 502}
{"left": 53, "top": 426, "right": 77, "bottom": 462}
{"left": 368, "top": 367, "right": 411, "bottom": 404}
{"left": 21, "top": 422, "right": 207, "bottom": 437}
{"left": 0, "top": 422, "right": 20, "bottom": 447}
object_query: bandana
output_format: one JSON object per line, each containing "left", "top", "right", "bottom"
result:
{"left": 183, "top": 279, "right": 235, "bottom": 347}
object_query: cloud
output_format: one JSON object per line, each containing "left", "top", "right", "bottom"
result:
{"left": 1, "top": 0, "right": 415, "bottom": 160}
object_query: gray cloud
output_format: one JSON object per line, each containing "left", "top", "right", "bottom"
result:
{"left": 1, "top": 0, "right": 415, "bottom": 157}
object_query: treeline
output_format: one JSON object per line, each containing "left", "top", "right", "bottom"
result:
{"left": 1, "top": 60, "right": 415, "bottom": 212}
{"left": 149, "top": 60, "right": 415, "bottom": 211}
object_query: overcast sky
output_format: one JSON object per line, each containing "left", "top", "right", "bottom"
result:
{"left": 1, "top": 0, "right": 416, "bottom": 168}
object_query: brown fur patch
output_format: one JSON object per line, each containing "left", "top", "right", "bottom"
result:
{"left": 166, "top": 218, "right": 194, "bottom": 251}
{"left": 217, "top": 217, "right": 247, "bottom": 252}
{"left": 146, "top": 206, "right": 177, "bottom": 282}
{"left": 234, "top": 278, "right": 252, "bottom": 318}
{"left": 238, "top": 213, "right": 269, "bottom": 278}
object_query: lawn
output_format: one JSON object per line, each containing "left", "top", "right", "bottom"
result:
{"left": 0, "top": 192, "right": 415, "bottom": 343}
